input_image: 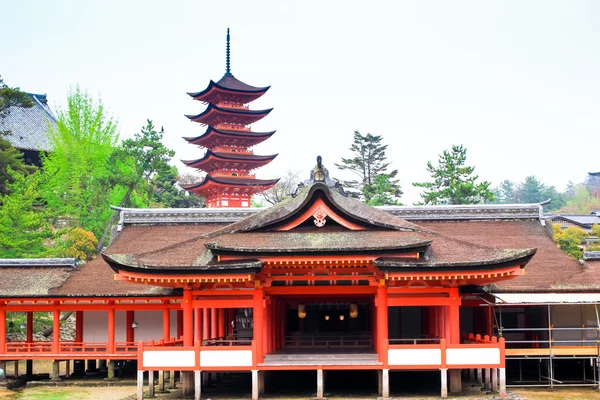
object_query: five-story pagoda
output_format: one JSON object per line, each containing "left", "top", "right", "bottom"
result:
{"left": 182, "top": 29, "right": 279, "bottom": 208}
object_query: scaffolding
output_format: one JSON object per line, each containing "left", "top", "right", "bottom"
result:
{"left": 492, "top": 303, "right": 600, "bottom": 388}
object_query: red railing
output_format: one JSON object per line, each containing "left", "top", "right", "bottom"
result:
{"left": 5, "top": 341, "right": 141, "bottom": 354}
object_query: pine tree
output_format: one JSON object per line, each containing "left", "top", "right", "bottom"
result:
{"left": 334, "top": 131, "right": 402, "bottom": 203}
{"left": 413, "top": 145, "right": 493, "bottom": 205}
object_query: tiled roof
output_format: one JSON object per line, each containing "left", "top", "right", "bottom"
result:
{"left": 1, "top": 93, "right": 56, "bottom": 151}
{"left": 546, "top": 214, "right": 600, "bottom": 227}
{"left": 0, "top": 258, "right": 76, "bottom": 297}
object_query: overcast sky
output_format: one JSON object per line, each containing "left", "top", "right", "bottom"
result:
{"left": 2, "top": 0, "right": 599, "bottom": 204}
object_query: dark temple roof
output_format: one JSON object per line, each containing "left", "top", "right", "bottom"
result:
{"left": 188, "top": 75, "right": 270, "bottom": 99}
{"left": 180, "top": 176, "right": 280, "bottom": 191}
{"left": 181, "top": 149, "right": 278, "bottom": 167}
{"left": 0, "top": 258, "right": 75, "bottom": 297}
{"left": 1, "top": 93, "right": 56, "bottom": 152}
{"left": 183, "top": 126, "right": 275, "bottom": 143}
{"left": 185, "top": 103, "right": 273, "bottom": 124}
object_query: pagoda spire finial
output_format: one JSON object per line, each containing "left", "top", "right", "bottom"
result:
{"left": 225, "top": 28, "right": 232, "bottom": 76}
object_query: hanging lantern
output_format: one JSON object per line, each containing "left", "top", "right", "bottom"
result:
{"left": 131, "top": 321, "right": 139, "bottom": 329}
{"left": 20, "top": 322, "right": 26, "bottom": 330}
{"left": 350, "top": 304, "right": 358, "bottom": 319}
{"left": 324, "top": 315, "right": 330, "bottom": 321}
{"left": 298, "top": 304, "right": 306, "bottom": 319}
{"left": 339, "top": 315, "right": 345, "bottom": 321}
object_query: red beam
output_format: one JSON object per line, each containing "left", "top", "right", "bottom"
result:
{"left": 265, "top": 286, "right": 377, "bottom": 295}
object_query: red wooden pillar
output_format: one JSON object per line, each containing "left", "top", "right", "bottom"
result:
{"left": 253, "top": 288, "right": 264, "bottom": 364}
{"left": 126, "top": 311, "right": 135, "bottom": 343}
{"left": 376, "top": 285, "right": 388, "bottom": 365}
{"left": 218, "top": 308, "right": 225, "bottom": 339}
{"left": 75, "top": 311, "right": 84, "bottom": 343}
{"left": 176, "top": 310, "right": 183, "bottom": 340}
{"left": 371, "top": 302, "right": 378, "bottom": 351}
{"left": 183, "top": 289, "right": 193, "bottom": 346}
{"left": 263, "top": 298, "right": 270, "bottom": 355}
{"left": 433, "top": 307, "right": 439, "bottom": 338}
{"left": 107, "top": 303, "right": 115, "bottom": 353}
{"left": 0, "top": 309, "right": 6, "bottom": 353}
{"left": 26, "top": 312, "right": 33, "bottom": 344}
{"left": 202, "top": 308, "right": 210, "bottom": 341}
{"left": 194, "top": 308, "right": 202, "bottom": 343}
{"left": 448, "top": 288, "right": 460, "bottom": 344}
{"left": 485, "top": 306, "right": 493, "bottom": 337}
{"left": 210, "top": 308, "right": 218, "bottom": 340}
{"left": 163, "top": 302, "right": 171, "bottom": 342}
{"left": 52, "top": 306, "right": 61, "bottom": 353}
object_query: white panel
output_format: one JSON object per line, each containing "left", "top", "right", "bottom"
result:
{"left": 200, "top": 350, "right": 253, "bottom": 367}
{"left": 446, "top": 348, "right": 500, "bottom": 366}
{"left": 83, "top": 311, "right": 108, "bottom": 342}
{"left": 133, "top": 310, "right": 164, "bottom": 342}
{"left": 495, "top": 293, "right": 600, "bottom": 304}
{"left": 388, "top": 348, "right": 441, "bottom": 366}
{"left": 144, "top": 350, "right": 195, "bottom": 368}
{"left": 115, "top": 311, "right": 126, "bottom": 342}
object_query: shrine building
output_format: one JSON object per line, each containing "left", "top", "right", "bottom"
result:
{"left": 2, "top": 30, "right": 600, "bottom": 400}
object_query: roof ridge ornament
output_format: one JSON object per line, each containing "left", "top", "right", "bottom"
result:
{"left": 225, "top": 28, "right": 232, "bottom": 77}
{"left": 294, "top": 156, "right": 346, "bottom": 196}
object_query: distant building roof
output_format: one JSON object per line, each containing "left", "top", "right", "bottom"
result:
{"left": 1, "top": 92, "right": 56, "bottom": 152}
{"left": 546, "top": 214, "right": 600, "bottom": 229}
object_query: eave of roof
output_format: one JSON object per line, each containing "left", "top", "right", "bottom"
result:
{"left": 181, "top": 149, "right": 278, "bottom": 166}
{"left": 185, "top": 104, "right": 273, "bottom": 122}
{"left": 187, "top": 76, "right": 270, "bottom": 98}
{"left": 183, "top": 127, "right": 276, "bottom": 143}
{"left": 180, "top": 176, "right": 280, "bottom": 191}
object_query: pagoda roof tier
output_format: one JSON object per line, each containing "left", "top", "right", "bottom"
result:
{"left": 181, "top": 150, "right": 277, "bottom": 171}
{"left": 181, "top": 175, "right": 280, "bottom": 196}
{"left": 186, "top": 104, "right": 272, "bottom": 126}
{"left": 183, "top": 127, "right": 275, "bottom": 149}
{"left": 188, "top": 75, "right": 270, "bottom": 104}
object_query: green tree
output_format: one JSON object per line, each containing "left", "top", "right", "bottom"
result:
{"left": 0, "top": 171, "right": 53, "bottom": 258}
{"left": 413, "top": 144, "right": 493, "bottom": 205}
{"left": 364, "top": 174, "right": 403, "bottom": 206}
{"left": 96, "top": 120, "right": 175, "bottom": 251}
{"left": 151, "top": 165, "right": 205, "bottom": 208}
{"left": 0, "top": 77, "right": 36, "bottom": 195}
{"left": 518, "top": 176, "right": 544, "bottom": 203}
{"left": 540, "top": 185, "right": 567, "bottom": 212}
{"left": 553, "top": 225, "right": 588, "bottom": 259}
{"left": 41, "top": 86, "right": 119, "bottom": 238}
{"left": 334, "top": 131, "right": 403, "bottom": 201}
{"left": 556, "top": 184, "right": 600, "bottom": 214}
{"left": 493, "top": 179, "right": 518, "bottom": 204}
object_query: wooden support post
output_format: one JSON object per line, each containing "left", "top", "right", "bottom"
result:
{"left": 51, "top": 360, "right": 61, "bottom": 381}
{"left": 499, "top": 368, "right": 507, "bottom": 397}
{"left": 252, "top": 369, "right": 259, "bottom": 400}
{"left": 483, "top": 368, "right": 491, "bottom": 390}
{"left": 210, "top": 307, "right": 217, "bottom": 340}
{"left": 469, "top": 367, "right": 474, "bottom": 382}
{"left": 148, "top": 370, "right": 155, "bottom": 397}
{"left": 491, "top": 368, "right": 498, "bottom": 393}
{"left": 169, "top": 370, "right": 176, "bottom": 388}
{"left": 218, "top": 308, "right": 225, "bottom": 339}
{"left": 65, "top": 360, "right": 70, "bottom": 378}
{"left": 52, "top": 307, "right": 60, "bottom": 353}
{"left": 0, "top": 309, "right": 6, "bottom": 354}
{"left": 163, "top": 305, "right": 171, "bottom": 342}
{"left": 477, "top": 368, "right": 483, "bottom": 385}
{"left": 107, "top": 361, "right": 116, "bottom": 380}
{"left": 108, "top": 307, "right": 115, "bottom": 354}
{"left": 449, "top": 369, "right": 462, "bottom": 394}
{"left": 14, "top": 360, "right": 18, "bottom": 378}
{"left": 26, "top": 360, "right": 33, "bottom": 376}
{"left": 158, "top": 370, "right": 165, "bottom": 391}
{"left": 194, "top": 370, "right": 201, "bottom": 400}
{"left": 440, "top": 368, "right": 448, "bottom": 398}
{"left": 376, "top": 285, "right": 388, "bottom": 365}
{"left": 263, "top": 300, "right": 269, "bottom": 355}
{"left": 258, "top": 370, "right": 265, "bottom": 395}
{"left": 75, "top": 311, "right": 84, "bottom": 342}
{"left": 381, "top": 368, "right": 390, "bottom": 399}
{"left": 202, "top": 308, "right": 210, "bottom": 341}
{"left": 253, "top": 288, "right": 264, "bottom": 364}
{"left": 183, "top": 289, "right": 193, "bottom": 347}
{"left": 182, "top": 371, "right": 194, "bottom": 396}
{"left": 137, "top": 370, "right": 144, "bottom": 400}
{"left": 448, "top": 288, "right": 460, "bottom": 344}
{"left": 316, "top": 368, "right": 324, "bottom": 399}
{"left": 194, "top": 308, "right": 202, "bottom": 343}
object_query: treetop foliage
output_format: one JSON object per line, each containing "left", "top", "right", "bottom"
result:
{"left": 335, "top": 130, "right": 402, "bottom": 204}
{"left": 413, "top": 144, "right": 493, "bottom": 205}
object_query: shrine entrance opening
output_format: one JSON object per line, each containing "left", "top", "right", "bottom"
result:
{"left": 284, "top": 301, "right": 373, "bottom": 353}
